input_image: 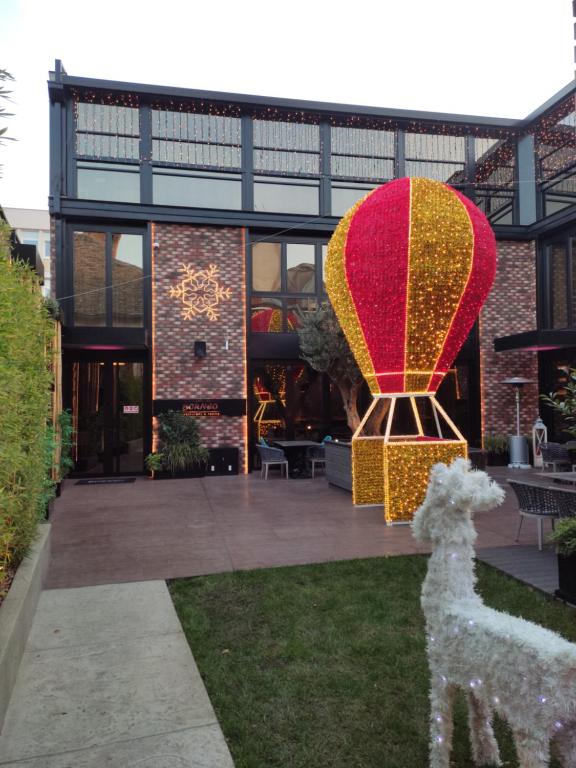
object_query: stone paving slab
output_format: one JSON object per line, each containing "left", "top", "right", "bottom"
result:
{"left": 0, "top": 582, "right": 234, "bottom": 768}
{"left": 46, "top": 469, "right": 542, "bottom": 589}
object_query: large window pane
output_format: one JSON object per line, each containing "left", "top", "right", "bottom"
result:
{"left": 253, "top": 120, "right": 320, "bottom": 176}
{"left": 405, "top": 133, "right": 465, "bottom": 161}
{"left": 73, "top": 231, "right": 106, "bottom": 326}
{"left": 330, "top": 126, "right": 394, "bottom": 182}
{"left": 152, "top": 110, "right": 241, "bottom": 170}
{"left": 251, "top": 297, "right": 284, "bottom": 332}
{"left": 112, "top": 234, "right": 144, "bottom": 327}
{"left": 153, "top": 170, "right": 241, "bottom": 209}
{"left": 287, "top": 243, "right": 315, "bottom": 293}
{"left": 77, "top": 163, "right": 140, "bottom": 203}
{"left": 331, "top": 184, "right": 375, "bottom": 216}
{"left": 405, "top": 160, "right": 466, "bottom": 184}
{"left": 254, "top": 178, "right": 319, "bottom": 214}
{"left": 287, "top": 297, "right": 317, "bottom": 330}
{"left": 550, "top": 243, "right": 568, "bottom": 329}
{"left": 76, "top": 102, "right": 140, "bottom": 161}
{"left": 252, "top": 242, "right": 281, "bottom": 292}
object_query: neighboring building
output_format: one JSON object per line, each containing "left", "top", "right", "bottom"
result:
{"left": 4, "top": 207, "right": 51, "bottom": 296}
{"left": 47, "top": 59, "right": 576, "bottom": 476}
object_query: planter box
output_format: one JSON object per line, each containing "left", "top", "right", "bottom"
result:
{"left": 0, "top": 524, "right": 50, "bottom": 731}
{"left": 153, "top": 466, "right": 206, "bottom": 479}
{"left": 556, "top": 552, "right": 576, "bottom": 606}
{"left": 325, "top": 442, "right": 352, "bottom": 492}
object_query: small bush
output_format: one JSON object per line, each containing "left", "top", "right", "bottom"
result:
{"left": 0, "top": 225, "right": 54, "bottom": 578}
{"left": 156, "top": 410, "right": 208, "bottom": 475}
{"left": 548, "top": 518, "right": 576, "bottom": 557}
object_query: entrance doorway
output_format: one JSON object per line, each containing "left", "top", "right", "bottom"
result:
{"left": 66, "top": 356, "right": 147, "bottom": 475}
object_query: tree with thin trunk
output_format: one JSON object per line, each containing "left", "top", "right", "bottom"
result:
{"left": 297, "top": 303, "right": 366, "bottom": 433}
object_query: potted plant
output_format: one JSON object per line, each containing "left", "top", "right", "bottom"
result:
{"left": 144, "top": 452, "right": 163, "bottom": 479}
{"left": 155, "top": 410, "right": 209, "bottom": 478}
{"left": 483, "top": 433, "right": 509, "bottom": 466}
{"left": 548, "top": 518, "right": 576, "bottom": 606}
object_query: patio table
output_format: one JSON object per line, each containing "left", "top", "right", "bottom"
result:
{"left": 272, "top": 440, "right": 322, "bottom": 478}
{"left": 538, "top": 472, "right": 576, "bottom": 484}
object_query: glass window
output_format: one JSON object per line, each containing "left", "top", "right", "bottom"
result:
{"left": 405, "top": 160, "right": 466, "bottom": 184}
{"left": 44, "top": 241, "right": 51, "bottom": 260}
{"left": 73, "top": 231, "right": 107, "bottom": 326}
{"left": 550, "top": 243, "right": 568, "bottom": 329}
{"left": 331, "top": 183, "right": 376, "bottom": 217}
{"left": 152, "top": 110, "right": 241, "bottom": 170}
{"left": 287, "top": 297, "right": 318, "bottom": 330}
{"left": 253, "top": 120, "right": 320, "bottom": 176}
{"left": 252, "top": 242, "right": 281, "bottom": 292}
{"left": 112, "top": 234, "right": 144, "bottom": 327}
{"left": 75, "top": 102, "right": 140, "bottom": 161}
{"left": 21, "top": 230, "right": 38, "bottom": 245}
{"left": 330, "top": 126, "right": 394, "bottom": 181}
{"left": 254, "top": 177, "right": 319, "bottom": 215}
{"left": 77, "top": 162, "right": 140, "bottom": 203}
{"left": 322, "top": 244, "right": 328, "bottom": 291}
{"left": 405, "top": 133, "right": 465, "bottom": 161}
{"left": 251, "top": 297, "right": 284, "bottom": 332}
{"left": 286, "top": 243, "right": 315, "bottom": 293}
{"left": 153, "top": 169, "right": 241, "bottom": 209}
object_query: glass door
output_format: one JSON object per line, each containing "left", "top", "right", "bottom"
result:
{"left": 70, "top": 358, "right": 145, "bottom": 475}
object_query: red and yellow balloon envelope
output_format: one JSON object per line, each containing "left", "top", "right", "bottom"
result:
{"left": 326, "top": 177, "right": 497, "bottom": 522}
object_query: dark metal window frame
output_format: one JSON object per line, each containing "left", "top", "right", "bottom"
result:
{"left": 69, "top": 95, "right": 522, "bottom": 222}
{"left": 248, "top": 233, "right": 328, "bottom": 334}
{"left": 64, "top": 222, "right": 150, "bottom": 331}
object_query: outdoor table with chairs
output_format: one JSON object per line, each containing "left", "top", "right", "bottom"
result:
{"left": 255, "top": 439, "right": 329, "bottom": 479}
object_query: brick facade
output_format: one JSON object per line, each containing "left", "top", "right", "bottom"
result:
{"left": 152, "top": 224, "right": 247, "bottom": 471}
{"left": 480, "top": 239, "right": 539, "bottom": 438}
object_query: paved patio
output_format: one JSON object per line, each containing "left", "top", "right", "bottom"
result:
{"left": 47, "top": 466, "right": 556, "bottom": 590}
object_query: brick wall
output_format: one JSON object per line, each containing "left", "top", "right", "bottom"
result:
{"left": 152, "top": 223, "right": 247, "bottom": 470}
{"left": 480, "top": 239, "right": 539, "bottom": 437}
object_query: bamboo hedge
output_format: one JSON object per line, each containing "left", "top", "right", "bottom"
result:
{"left": 0, "top": 224, "right": 54, "bottom": 583}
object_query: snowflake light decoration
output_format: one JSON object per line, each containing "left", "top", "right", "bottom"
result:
{"left": 169, "top": 263, "right": 232, "bottom": 321}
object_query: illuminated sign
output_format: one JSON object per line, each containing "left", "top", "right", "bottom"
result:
{"left": 153, "top": 399, "right": 246, "bottom": 418}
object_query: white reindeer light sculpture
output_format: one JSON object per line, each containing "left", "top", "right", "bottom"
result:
{"left": 412, "top": 458, "right": 576, "bottom": 768}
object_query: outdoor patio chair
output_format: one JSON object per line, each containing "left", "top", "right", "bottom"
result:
{"left": 306, "top": 444, "right": 326, "bottom": 479}
{"left": 256, "top": 444, "right": 289, "bottom": 480}
{"left": 507, "top": 479, "right": 576, "bottom": 551}
{"left": 540, "top": 442, "right": 575, "bottom": 472}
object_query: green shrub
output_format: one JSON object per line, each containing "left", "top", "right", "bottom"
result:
{"left": 0, "top": 225, "right": 54, "bottom": 578}
{"left": 483, "top": 433, "right": 508, "bottom": 454}
{"left": 156, "top": 410, "right": 208, "bottom": 476}
{"left": 57, "top": 409, "right": 74, "bottom": 479}
{"left": 548, "top": 518, "right": 576, "bottom": 557}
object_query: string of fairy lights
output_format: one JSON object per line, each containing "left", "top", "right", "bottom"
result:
{"left": 71, "top": 88, "right": 576, "bottom": 188}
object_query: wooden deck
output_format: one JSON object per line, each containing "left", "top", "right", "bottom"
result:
{"left": 477, "top": 545, "right": 558, "bottom": 595}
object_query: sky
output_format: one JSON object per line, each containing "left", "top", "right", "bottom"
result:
{"left": 0, "top": 0, "right": 574, "bottom": 210}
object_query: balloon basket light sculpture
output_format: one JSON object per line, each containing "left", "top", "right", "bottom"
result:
{"left": 325, "top": 177, "right": 497, "bottom": 524}
{"left": 352, "top": 393, "right": 467, "bottom": 523}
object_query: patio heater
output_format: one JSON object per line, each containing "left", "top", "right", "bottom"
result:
{"left": 502, "top": 377, "right": 533, "bottom": 469}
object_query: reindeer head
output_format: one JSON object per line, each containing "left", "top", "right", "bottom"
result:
{"left": 411, "top": 458, "right": 504, "bottom": 546}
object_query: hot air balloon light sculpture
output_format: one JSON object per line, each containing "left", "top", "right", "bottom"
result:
{"left": 325, "top": 177, "right": 497, "bottom": 523}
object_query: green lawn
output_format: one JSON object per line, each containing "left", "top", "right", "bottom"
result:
{"left": 169, "top": 557, "right": 576, "bottom": 768}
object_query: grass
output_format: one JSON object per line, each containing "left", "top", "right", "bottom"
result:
{"left": 169, "top": 556, "right": 576, "bottom": 768}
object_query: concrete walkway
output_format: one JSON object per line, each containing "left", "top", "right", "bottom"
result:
{"left": 0, "top": 581, "right": 234, "bottom": 768}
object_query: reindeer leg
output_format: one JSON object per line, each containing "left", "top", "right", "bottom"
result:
{"left": 553, "top": 723, "right": 576, "bottom": 767}
{"left": 429, "top": 680, "right": 456, "bottom": 768}
{"left": 514, "top": 733, "right": 550, "bottom": 768}
{"left": 467, "top": 692, "right": 501, "bottom": 766}
{"left": 468, "top": 691, "right": 502, "bottom": 765}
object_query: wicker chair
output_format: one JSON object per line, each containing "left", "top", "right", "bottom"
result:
{"left": 256, "top": 445, "right": 289, "bottom": 480}
{"left": 306, "top": 444, "right": 326, "bottom": 479}
{"left": 540, "top": 442, "right": 574, "bottom": 473}
{"left": 508, "top": 479, "right": 576, "bottom": 550}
